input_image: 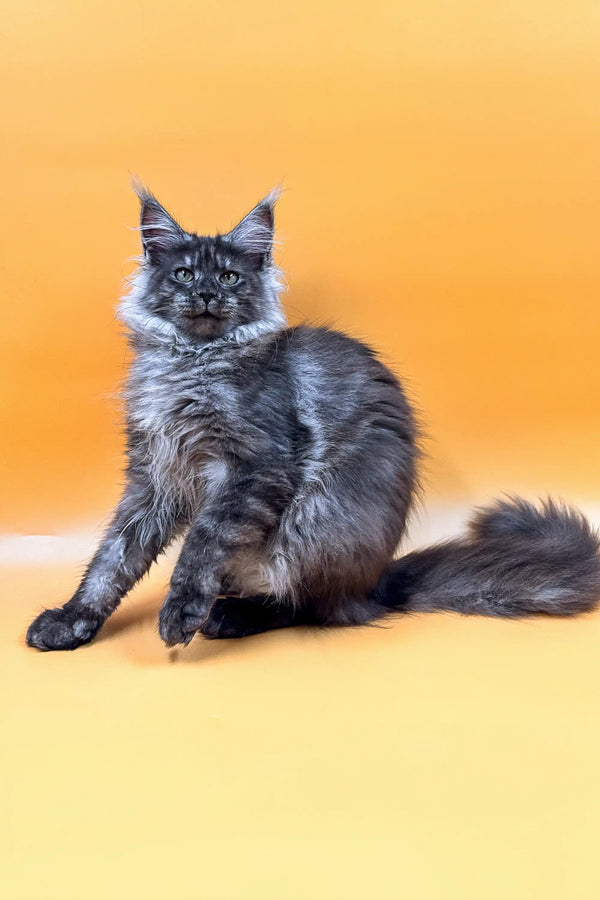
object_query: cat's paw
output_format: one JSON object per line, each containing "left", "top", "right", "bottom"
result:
{"left": 26, "top": 605, "right": 102, "bottom": 651}
{"left": 158, "top": 590, "right": 210, "bottom": 647}
{"left": 200, "top": 596, "right": 264, "bottom": 639}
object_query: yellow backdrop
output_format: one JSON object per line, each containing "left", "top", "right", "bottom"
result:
{"left": 2, "top": 4, "right": 600, "bottom": 900}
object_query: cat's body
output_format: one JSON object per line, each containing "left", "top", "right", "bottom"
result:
{"left": 27, "top": 186, "right": 600, "bottom": 651}
{"left": 129, "top": 323, "right": 415, "bottom": 612}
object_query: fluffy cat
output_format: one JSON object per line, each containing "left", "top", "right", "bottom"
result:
{"left": 26, "top": 185, "right": 600, "bottom": 651}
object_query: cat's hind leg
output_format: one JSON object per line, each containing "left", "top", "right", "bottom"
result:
{"left": 199, "top": 595, "right": 315, "bottom": 639}
{"left": 199, "top": 593, "right": 388, "bottom": 639}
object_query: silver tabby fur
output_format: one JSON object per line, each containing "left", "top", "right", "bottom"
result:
{"left": 27, "top": 185, "right": 600, "bottom": 650}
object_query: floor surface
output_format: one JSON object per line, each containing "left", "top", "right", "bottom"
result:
{"left": 2, "top": 555, "right": 600, "bottom": 899}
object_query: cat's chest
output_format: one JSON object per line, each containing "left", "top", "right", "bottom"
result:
{"left": 127, "top": 349, "right": 238, "bottom": 490}
{"left": 128, "top": 372, "right": 230, "bottom": 439}
{"left": 130, "top": 356, "right": 232, "bottom": 436}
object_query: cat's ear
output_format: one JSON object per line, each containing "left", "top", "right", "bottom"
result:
{"left": 132, "top": 178, "right": 186, "bottom": 260}
{"left": 225, "top": 188, "right": 280, "bottom": 266}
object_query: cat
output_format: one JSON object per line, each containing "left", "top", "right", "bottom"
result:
{"left": 26, "top": 184, "right": 600, "bottom": 651}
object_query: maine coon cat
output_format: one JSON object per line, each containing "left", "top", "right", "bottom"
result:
{"left": 26, "top": 185, "right": 600, "bottom": 651}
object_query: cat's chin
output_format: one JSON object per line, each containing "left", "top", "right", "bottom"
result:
{"left": 179, "top": 315, "right": 231, "bottom": 343}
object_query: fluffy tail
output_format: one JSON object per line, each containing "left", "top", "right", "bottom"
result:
{"left": 375, "top": 498, "right": 600, "bottom": 618}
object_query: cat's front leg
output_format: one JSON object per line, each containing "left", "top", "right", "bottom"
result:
{"left": 158, "top": 532, "right": 223, "bottom": 647}
{"left": 27, "top": 485, "right": 179, "bottom": 651}
{"left": 159, "top": 471, "right": 286, "bottom": 647}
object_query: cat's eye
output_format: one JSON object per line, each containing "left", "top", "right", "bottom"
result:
{"left": 174, "top": 267, "right": 194, "bottom": 283}
{"left": 219, "top": 271, "right": 239, "bottom": 285}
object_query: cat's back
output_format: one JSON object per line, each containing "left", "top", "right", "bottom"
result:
{"left": 277, "top": 325, "right": 415, "bottom": 433}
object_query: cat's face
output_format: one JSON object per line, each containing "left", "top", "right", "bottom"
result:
{"left": 134, "top": 185, "right": 282, "bottom": 343}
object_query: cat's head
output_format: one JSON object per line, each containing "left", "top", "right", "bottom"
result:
{"left": 120, "top": 182, "right": 286, "bottom": 348}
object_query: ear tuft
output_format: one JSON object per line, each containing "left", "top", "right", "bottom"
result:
{"left": 225, "top": 188, "right": 281, "bottom": 264}
{"left": 131, "top": 177, "right": 186, "bottom": 259}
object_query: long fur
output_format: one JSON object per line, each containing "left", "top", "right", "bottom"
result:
{"left": 376, "top": 498, "right": 600, "bottom": 618}
{"left": 26, "top": 186, "right": 600, "bottom": 651}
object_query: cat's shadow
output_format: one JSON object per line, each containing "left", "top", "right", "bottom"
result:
{"left": 98, "top": 596, "right": 160, "bottom": 642}
{"left": 97, "top": 593, "right": 300, "bottom": 665}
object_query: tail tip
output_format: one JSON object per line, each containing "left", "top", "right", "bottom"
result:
{"left": 468, "top": 496, "right": 598, "bottom": 546}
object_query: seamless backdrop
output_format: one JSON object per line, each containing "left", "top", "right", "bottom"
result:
{"left": 3, "top": 4, "right": 600, "bottom": 900}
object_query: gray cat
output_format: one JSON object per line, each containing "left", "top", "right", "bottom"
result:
{"left": 26, "top": 185, "right": 600, "bottom": 651}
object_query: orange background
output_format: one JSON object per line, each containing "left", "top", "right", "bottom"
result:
{"left": 2, "top": 0, "right": 600, "bottom": 533}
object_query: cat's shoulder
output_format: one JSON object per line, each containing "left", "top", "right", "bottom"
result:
{"left": 272, "top": 324, "right": 385, "bottom": 378}
{"left": 275, "top": 324, "right": 378, "bottom": 359}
